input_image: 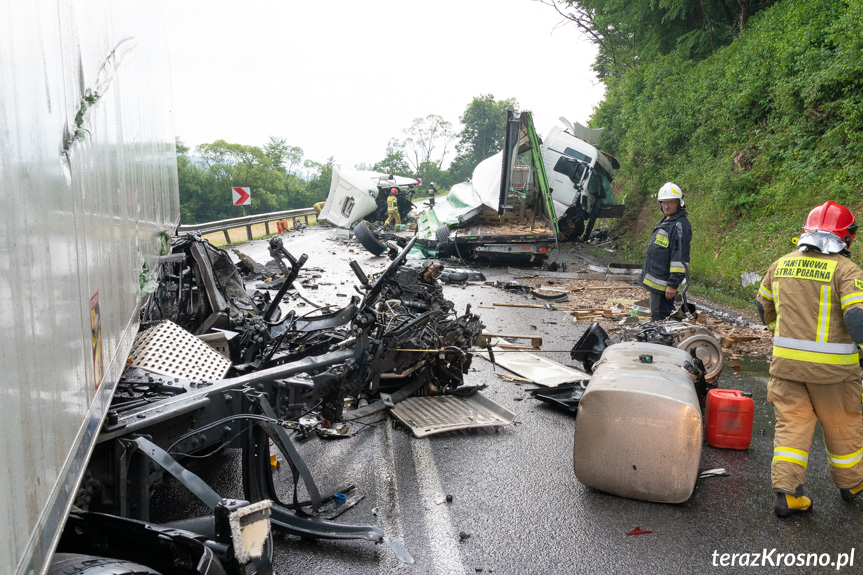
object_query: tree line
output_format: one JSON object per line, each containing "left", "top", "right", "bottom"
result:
{"left": 178, "top": 94, "right": 518, "bottom": 224}
{"left": 542, "top": 0, "right": 863, "bottom": 295}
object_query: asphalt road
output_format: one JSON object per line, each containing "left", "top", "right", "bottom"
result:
{"left": 166, "top": 227, "right": 863, "bottom": 575}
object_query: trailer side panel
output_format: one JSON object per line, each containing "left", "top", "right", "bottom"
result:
{"left": 0, "top": 2, "right": 179, "bottom": 574}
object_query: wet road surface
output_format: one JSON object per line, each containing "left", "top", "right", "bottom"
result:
{"left": 158, "top": 228, "right": 863, "bottom": 574}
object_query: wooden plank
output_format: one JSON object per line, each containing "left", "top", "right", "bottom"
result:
{"left": 497, "top": 343, "right": 541, "bottom": 350}
{"left": 496, "top": 373, "right": 533, "bottom": 383}
{"left": 483, "top": 331, "right": 542, "bottom": 349}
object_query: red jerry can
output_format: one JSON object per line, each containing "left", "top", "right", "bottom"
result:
{"left": 704, "top": 389, "right": 754, "bottom": 450}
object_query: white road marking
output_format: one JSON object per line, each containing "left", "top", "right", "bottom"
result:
{"left": 377, "top": 419, "right": 411, "bottom": 574}
{"left": 411, "top": 437, "right": 465, "bottom": 575}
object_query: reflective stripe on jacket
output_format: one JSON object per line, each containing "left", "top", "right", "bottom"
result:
{"left": 757, "top": 250, "right": 863, "bottom": 383}
{"left": 387, "top": 196, "right": 398, "bottom": 212}
{"left": 639, "top": 209, "right": 692, "bottom": 293}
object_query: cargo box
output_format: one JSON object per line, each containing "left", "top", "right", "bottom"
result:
{"left": 573, "top": 342, "right": 702, "bottom": 503}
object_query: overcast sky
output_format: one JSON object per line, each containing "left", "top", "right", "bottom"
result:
{"left": 161, "top": 0, "right": 605, "bottom": 170}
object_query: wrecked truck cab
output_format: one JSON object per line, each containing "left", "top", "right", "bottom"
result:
{"left": 541, "top": 118, "right": 623, "bottom": 241}
{"left": 318, "top": 167, "right": 420, "bottom": 229}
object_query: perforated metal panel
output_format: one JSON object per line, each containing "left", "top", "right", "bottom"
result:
{"left": 389, "top": 395, "right": 517, "bottom": 438}
{"left": 129, "top": 321, "right": 232, "bottom": 381}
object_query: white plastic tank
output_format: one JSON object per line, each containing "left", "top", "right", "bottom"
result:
{"left": 573, "top": 341, "right": 703, "bottom": 503}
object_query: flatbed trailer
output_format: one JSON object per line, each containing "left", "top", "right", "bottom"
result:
{"left": 437, "top": 221, "right": 555, "bottom": 262}
{"left": 412, "top": 111, "right": 558, "bottom": 264}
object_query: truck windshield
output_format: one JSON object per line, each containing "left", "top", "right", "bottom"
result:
{"left": 563, "top": 147, "right": 592, "bottom": 164}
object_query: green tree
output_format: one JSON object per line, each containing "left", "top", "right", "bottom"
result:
{"left": 402, "top": 115, "right": 454, "bottom": 172}
{"left": 195, "top": 140, "right": 284, "bottom": 213}
{"left": 451, "top": 94, "right": 519, "bottom": 179}
{"left": 303, "top": 157, "right": 334, "bottom": 206}
{"left": 538, "top": 0, "right": 779, "bottom": 80}
{"left": 372, "top": 138, "right": 413, "bottom": 175}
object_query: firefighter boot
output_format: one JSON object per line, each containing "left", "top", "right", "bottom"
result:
{"left": 774, "top": 493, "right": 812, "bottom": 517}
{"left": 839, "top": 480, "right": 863, "bottom": 501}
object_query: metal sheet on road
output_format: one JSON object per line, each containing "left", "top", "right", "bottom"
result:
{"left": 477, "top": 347, "right": 590, "bottom": 386}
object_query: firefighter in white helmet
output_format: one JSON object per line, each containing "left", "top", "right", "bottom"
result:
{"left": 757, "top": 200, "right": 863, "bottom": 517}
{"left": 638, "top": 182, "right": 692, "bottom": 320}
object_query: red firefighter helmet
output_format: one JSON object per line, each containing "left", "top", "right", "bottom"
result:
{"left": 390, "top": 187, "right": 399, "bottom": 195}
{"left": 803, "top": 201, "right": 857, "bottom": 245}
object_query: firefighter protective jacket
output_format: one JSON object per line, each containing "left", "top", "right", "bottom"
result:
{"left": 387, "top": 195, "right": 398, "bottom": 212}
{"left": 757, "top": 249, "right": 863, "bottom": 383}
{"left": 639, "top": 209, "right": 692, "bottom": 293}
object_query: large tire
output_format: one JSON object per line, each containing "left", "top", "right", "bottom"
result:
{"left": 48, "top": 554, "right": 162, "bottom": 575}
{"left": 435, "top": 224, "right": 451, "bottom": 244}
{"left": 354, "top": 221, "right": 387, "bottom": 256}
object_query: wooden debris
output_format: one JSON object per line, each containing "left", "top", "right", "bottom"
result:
{"left": 720, "top": 335, "right": 762, "bottom": 348}
{"left": 496, "top": 373, "right": 533, "bottom": 384}
{"left": 482, "top": 332, "right": 542, "bottom": 349}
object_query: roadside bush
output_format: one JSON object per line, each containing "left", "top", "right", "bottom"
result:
{"left": 596, "top": 0, "right": 863, "bottom": 295}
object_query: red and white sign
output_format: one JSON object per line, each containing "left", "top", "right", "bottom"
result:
{"left": 232, "top": 187, "right": 251, "bottom": 206}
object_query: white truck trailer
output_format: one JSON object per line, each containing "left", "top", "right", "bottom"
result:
{"left": 2, "top": 3, "right": 180, "bottom": 574}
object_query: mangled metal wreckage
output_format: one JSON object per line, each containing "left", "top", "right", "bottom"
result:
{"left": 348, "top": 111, "right": 623, "bottom": 263}
{"left": 87, "top": 233, "right": 486, "bottom": 569}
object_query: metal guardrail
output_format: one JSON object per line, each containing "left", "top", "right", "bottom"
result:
{"left": 177, "top": 207, "right": 317, "bottom": 244}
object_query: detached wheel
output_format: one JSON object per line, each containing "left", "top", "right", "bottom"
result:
{"left": 441, "top": 271, "right": 469, "bottom": 284}
{"left": 677, "top": 334, "right": 724, "bottom": 382}
{"left": 354, "top": 221, "right": 387, "bottom": 256}
{"left": 435, "top": 224, "right": 451, "bottom": 244}
{"left": 48, "top": 554, "right": 162, "bottom": 575}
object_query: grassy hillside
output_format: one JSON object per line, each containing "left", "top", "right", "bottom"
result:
{"left": 593, "top": 0, "right": 863, "bottom": 302}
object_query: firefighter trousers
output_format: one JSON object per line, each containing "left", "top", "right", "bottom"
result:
{"left": 767, "top": 375, "right": 863, "bottom": 494}
{"left": 386, "top": 211, "right": 401, "bottom": 227}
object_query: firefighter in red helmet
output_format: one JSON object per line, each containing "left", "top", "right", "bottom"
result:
{"left": 385, "top": 187, "right": 401, "bottom": 229}
{"left": 757, "top": 201, "right": 863, "bottom": 517}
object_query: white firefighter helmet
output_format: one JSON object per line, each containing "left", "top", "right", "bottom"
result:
{"left": 657, "top": 182, "right": 684, "bottom": 207}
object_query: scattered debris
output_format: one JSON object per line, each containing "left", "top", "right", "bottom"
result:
{"left": 699, "top": 468, "right": 729, "bottom": 479}
{"left": 496, "top": 374, "right": 533, "bottom": 384}
{"left": 323, "top": 493, "right": 365, "bottom": 520}
{"left": 529, "top": 289, "right": 570, "bottom": 302}
{"left": 626, "top": 527, "right": 653, "bottom": 536}
{"left": 529, "top": 382, "right": 588, "bottom": 413}
{"left": 740, "top": 271, "right": 762, "bottom": 287}
{"left": 493, "top": 302, "right": 559, "bottom": 310}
